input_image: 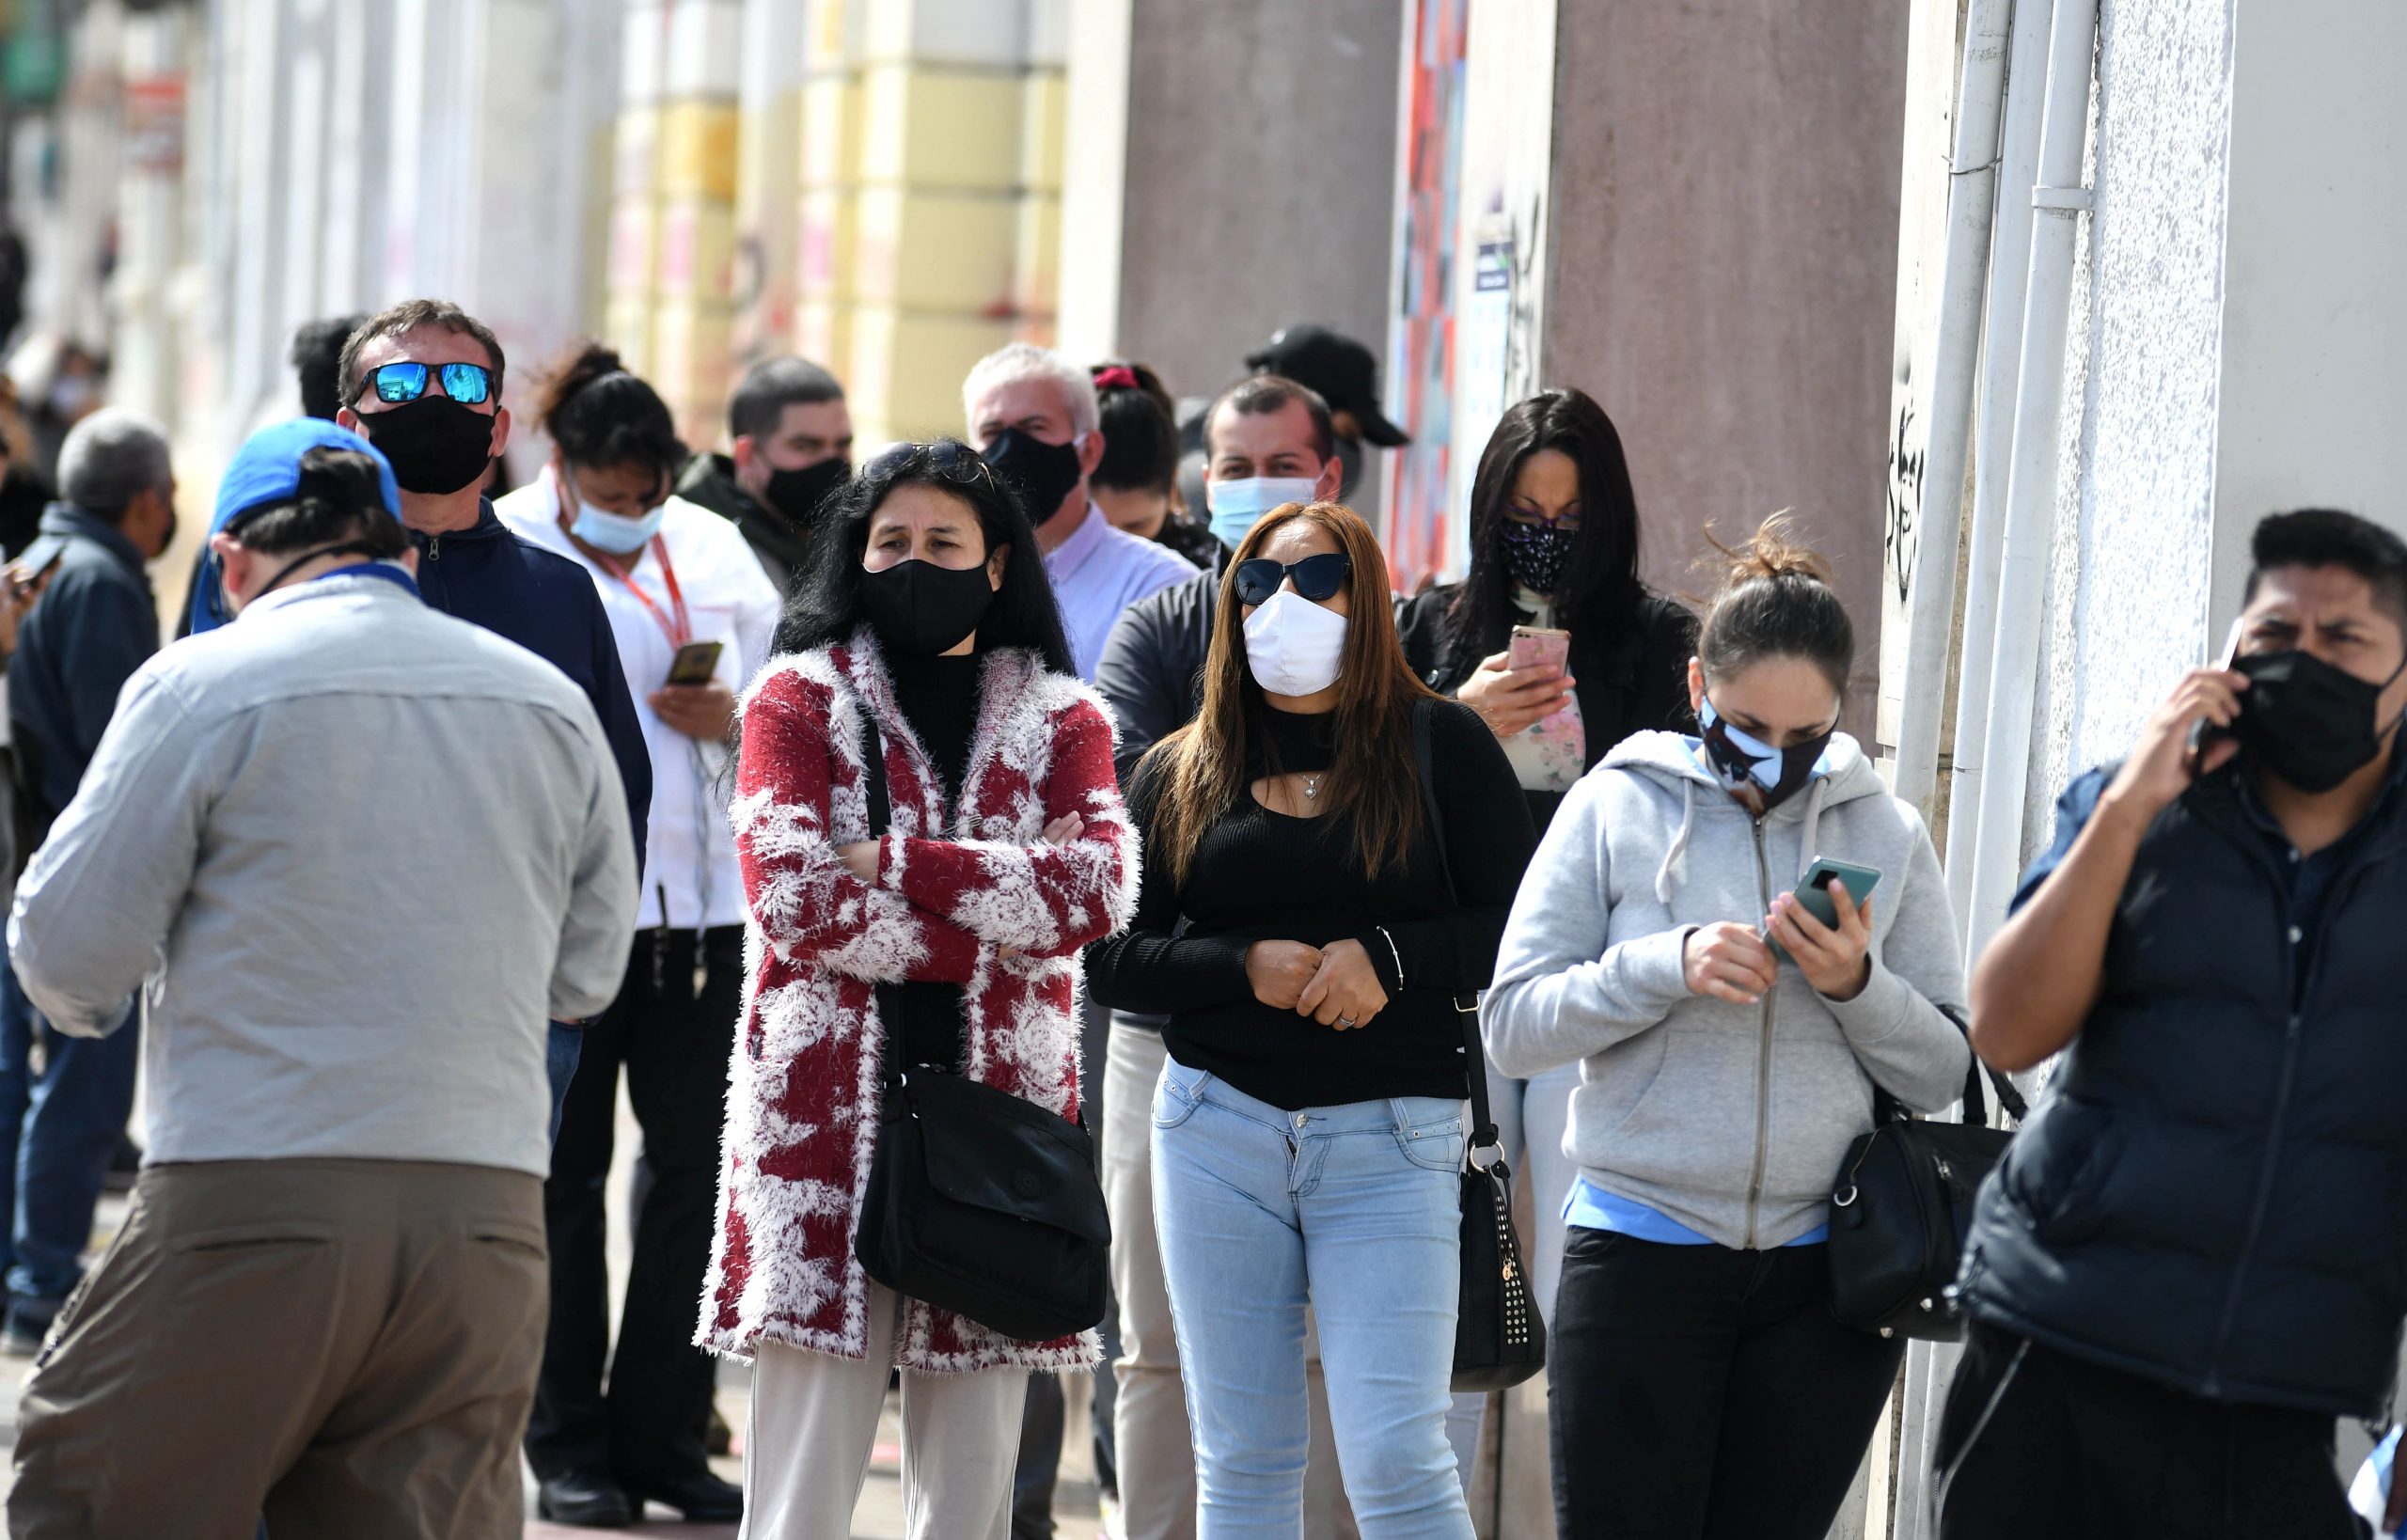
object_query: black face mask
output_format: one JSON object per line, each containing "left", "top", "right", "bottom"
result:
{"left": 762, "top": 457, "right": 849, "bottom": 528}
{"left": 2234, "top": 649, "right": 2405, "bottom": 793}
{"left": 860, "top": 558, "right": 999, "bottom": 658}
{"left": 358, "top": 396, "right": 497, "bottom": 495}
{"left": 981, "top": 429, "right": 1084, "bottom": 525}
{"left": 1500, "top": 522, "right": 1576, "bottom": 595}
{"left": 1699, "top": 696, "right": 1832, "bottom": 813}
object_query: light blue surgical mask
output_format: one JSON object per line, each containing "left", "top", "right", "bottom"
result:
{"left": 1205, "top": 476, "right": 1320, "bottom": 551}
{"left": 573, "top": 499, "right": 666, "bottom": 554}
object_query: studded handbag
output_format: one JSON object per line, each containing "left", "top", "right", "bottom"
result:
{"left": 1413, "top": 702, "right": 1549, "bottom": 1391}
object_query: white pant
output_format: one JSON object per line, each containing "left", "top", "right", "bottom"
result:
{"left": 740, "top": 1282, "right": 1030, "bottom": 1540}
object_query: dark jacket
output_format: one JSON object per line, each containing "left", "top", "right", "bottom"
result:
{"left": 1397, "top": 583, "right": 1697, "bottom": 830}
{"left": 409, "top": 503, "right": 653, "bottom": 875}
{"left": 9, "top": 505, "right": 160, "bottom": 843}
{"left": 1093, "top": 552, "right": 1230, "bottom": 788}
{"left": 676, "top": 452, "right": 807, "bottom": 594}
{"left": 1959, "top": 760, "right": 2407, "bottom": 1418}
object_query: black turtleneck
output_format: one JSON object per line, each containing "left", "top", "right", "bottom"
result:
{"left": 1089, "top": 699, "right": 1538, "bottom": 1109}
{"left": 883, "top": 648, "right": 984, "bottom": 1070}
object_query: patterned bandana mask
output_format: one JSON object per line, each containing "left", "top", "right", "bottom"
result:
{"left": 1698, "top": 695, "right": 1831, "bottom": 811}
{"left": 1500, "top": 522, "right": 1576, "bottom": 595}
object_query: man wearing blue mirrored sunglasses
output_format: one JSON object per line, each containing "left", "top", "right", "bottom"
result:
{"left": 331, "top": 300, "right": 654, "bottom": 1139}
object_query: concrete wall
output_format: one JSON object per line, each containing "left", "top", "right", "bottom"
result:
{"left": 1105, "top": 0, "right": 1403, "bottom": 403}
{"left": 2025, "top": 0, "right": 2236, "bottom": 849}
{"left": 2205, "top": 0, "right": 2407, "bottom": 627}
{"left": 1543, "top": 0, "right": 1911, "bottom": 720}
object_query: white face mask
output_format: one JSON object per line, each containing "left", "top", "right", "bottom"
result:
{"left": 1243, "top": 587, "right": 1349, "bottom": 698}
{"left": 1205, "top": 476, "right": 1321, "bottom": 550}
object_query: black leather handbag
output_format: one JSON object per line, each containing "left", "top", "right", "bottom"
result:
{"left": 1413, "top": 702, "right": 1548, "bottom": 1391}
{"left": 1825, "top": 1008, "right": 2026, "bottom": 1341}
{"left": 848, "top": 707, "right": 1112, "bottom": 1343}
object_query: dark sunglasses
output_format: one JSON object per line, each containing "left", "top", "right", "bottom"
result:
{"left": 364, "top": 361, "right": 493, "bottom": 407}
{"left": 1235, "top": 552, "right": 1352, "bottom": 606}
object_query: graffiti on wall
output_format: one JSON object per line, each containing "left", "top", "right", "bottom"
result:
{"left": 1885, "top": 395, "right": 1924, "bottom": 605}
{"left": 1384, "top": 0, "right": 1470, "bottom": 591}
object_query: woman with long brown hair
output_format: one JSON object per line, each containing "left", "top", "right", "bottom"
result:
{"left": 1088, "top": 502, "right": 1534, "bottom": 1537}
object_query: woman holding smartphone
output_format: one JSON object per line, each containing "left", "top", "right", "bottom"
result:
{"left": 1482, "top": 516, "right": 1970, "bottom": 1540}
{"left": 494, "top": 342, "right": 780, "bottom": 1527}
{"left": 1395, "top": 388, "right": 1697, "bottom": 1472}
{"left": 1088, "top": 500, "right": 1533, "bottom": 1538}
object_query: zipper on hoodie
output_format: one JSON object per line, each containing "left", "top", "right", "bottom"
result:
{"left": 1743, "top": 816, "right": 1777, "bottom": 1249}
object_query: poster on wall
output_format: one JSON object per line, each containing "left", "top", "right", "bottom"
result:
{"left": 1383, "top": 0, "right": 1471, "bottom": 593}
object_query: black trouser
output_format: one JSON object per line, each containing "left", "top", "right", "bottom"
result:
{"left": 1550, "top": 1227, "right": 1903, "bottom": 1540}
{"left": 1011, "top": 995, "right": 1119, "bottom": 1538}
{"left": 527, "top": 926, "right": 742, "bottom": 1486}
{"left": 1933, "top": 1320, "right": 2356, "bottom": 1539}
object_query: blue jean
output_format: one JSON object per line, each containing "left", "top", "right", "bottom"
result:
{"left": 0, "top": 958, "right": 138, "bottom": 1307}
{"left": 545, "top": 1022, "right": 583, "bottom": 1145}
{"left": 1151, "top": 1055, "right": 1471, "bottom": 1539}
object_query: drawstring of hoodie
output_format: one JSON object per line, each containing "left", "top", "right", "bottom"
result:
{"left": 1651, "top": 762, "right": 1835, "bottom": 904}
{"left": 1656, "top": 778, "right": 1696, "bottom": 904}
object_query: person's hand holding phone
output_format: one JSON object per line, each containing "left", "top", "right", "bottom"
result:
{"left": 0, "top": 557, "right": 59, "bottom": 658}
{"left": 1683, "top": 921, "right": 1776, "bottom": 1006}
{"left": 649, "top": 681, "right": 737, "bottom": 743}
{"left": 1767, "top": 880, "right": 1874, "bottom": 1001}
{"left": 2104, "top": 666, "right": 2247, "bottom": 827}
{"left": 1458, "top": 648, "right": 1576, "bottom": 739}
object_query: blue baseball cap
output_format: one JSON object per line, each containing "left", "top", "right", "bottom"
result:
{"left": 190, "top": 419, "right": 403, "bottom": 635}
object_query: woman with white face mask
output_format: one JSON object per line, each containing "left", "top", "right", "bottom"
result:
{"left": 1089, "top": 501, "right": 1534, "bottom": 1538}
{"left": 492, "top": 341, "right": 780, "bottom": 1528}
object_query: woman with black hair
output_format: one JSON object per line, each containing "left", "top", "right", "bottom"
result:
{"left": 1396, "top": 389, "right": 1697, "bottom": 1473}
{"left": 1091, "top": 359, "right": 1219, "bottom": 570}
{"left": 701, "top": 441, "right": 1137, "bottom": 1538}
{"left": 495, "top": 341, "right": 780, "bottom": 1528}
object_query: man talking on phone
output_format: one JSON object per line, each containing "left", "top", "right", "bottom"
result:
{"left": 1937, "top": 509, "right": 2407, "bottom": 1537}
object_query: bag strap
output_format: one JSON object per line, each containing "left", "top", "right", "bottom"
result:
{"left": 1871, "top": 1002, "right": 2028, "bottom": 1127}
{"left": 1411, "top": 700, "right": 1502, "bottom": 1158}
{"left": 857, "top": 700, "right": 906, "bottom": 1092}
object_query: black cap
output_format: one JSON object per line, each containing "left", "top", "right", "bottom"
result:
{"left": 1243, "top": 324, "right": 1410, "bottom": 448}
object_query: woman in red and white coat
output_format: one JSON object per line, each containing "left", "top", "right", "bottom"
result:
{"left": 702, "top": 440, "right": 1137, "bottom": 1539}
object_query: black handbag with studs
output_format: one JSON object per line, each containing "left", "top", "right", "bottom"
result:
{"left": 1412, "top": 702, "right": 1548, "bottom": 1391}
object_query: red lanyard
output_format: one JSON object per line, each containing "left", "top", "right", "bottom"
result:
{"left": 600, "top": 539, "right": 691, "bottom": 650}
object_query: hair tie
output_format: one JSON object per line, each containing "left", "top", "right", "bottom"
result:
{"left": 1093, "top": 365, "right": 1141, "bottom": 392}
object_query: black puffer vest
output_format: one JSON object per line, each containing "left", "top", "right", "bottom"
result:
{"left": 1959, "top": 762, "right": 2407, "bottom": 1417}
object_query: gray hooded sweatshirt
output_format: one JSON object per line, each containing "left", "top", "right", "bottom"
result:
{"left": 1483, "top": 729, "right": 1970, "bottom": 1250}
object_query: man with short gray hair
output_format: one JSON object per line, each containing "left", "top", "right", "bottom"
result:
{"left": 964, "top": 341, "right": 1194, "bottom": 682}
{"left": 0, "top": 406, "right": 175, "bottom": 1353}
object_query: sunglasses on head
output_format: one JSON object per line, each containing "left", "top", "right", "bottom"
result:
{"left": 1235, "top": 552, "right": 1351, "bottom": 606}
{"left": 864, "top": 438, "right": 999, "bottom": 489}
{"left": 364, "top": 361, "right": 494, "bottom": 407}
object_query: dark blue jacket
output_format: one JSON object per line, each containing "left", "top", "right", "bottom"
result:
{"left": 9, "top": 505, "right": 160, "bottom": 841}
{"left": 1960, "top": 759, "right": 2407, "bottom": 1418}
{"left": 410, "top": 504, "right": 652, "bottom": 876}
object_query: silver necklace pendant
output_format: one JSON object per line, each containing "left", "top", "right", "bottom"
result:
{"left": 1304, "top": 775, "right": 1321, "bottom": 800}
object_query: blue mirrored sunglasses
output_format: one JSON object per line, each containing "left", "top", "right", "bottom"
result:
{"left": 366, "top": 361, "right": 493, "bottom": 406}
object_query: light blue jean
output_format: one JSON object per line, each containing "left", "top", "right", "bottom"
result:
{"left": 1152, "top": 1054, "right": 1471, "bottom": 1539}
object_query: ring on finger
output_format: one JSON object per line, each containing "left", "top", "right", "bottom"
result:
{"left": 1338, "top": 1014, "right": 1359, "bottom": 1028}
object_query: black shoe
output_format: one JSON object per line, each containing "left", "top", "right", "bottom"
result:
{"left": 621, "top": 1468, "right": 743, "bottom": 1524}
{"left": 536, "top": 1471, "right": 635, "bottom": 1529}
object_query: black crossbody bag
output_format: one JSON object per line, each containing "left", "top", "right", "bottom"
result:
{"left": 1412, "top": 701, "right": 1548, "bottom": 1391}
{"left": 1825, "top": 1006, "right": 2026, "bottom": 1341}
{"left": 849, "top": 707, "right": 1111, "bottom": 1343}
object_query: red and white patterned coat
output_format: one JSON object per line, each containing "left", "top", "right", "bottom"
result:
{"left": 699, "top": 630, "right": 1137, "bottom": 1373}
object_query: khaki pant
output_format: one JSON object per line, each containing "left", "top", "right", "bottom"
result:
{"left": 8, "top": 1158, "right": 547, "bottom": 1540}
{"left": 1104, "top": 1020, "right": 1360, "bottom": 1540}
{"left": 741, "top": 1281, "right": 1028, "bottom": 1539}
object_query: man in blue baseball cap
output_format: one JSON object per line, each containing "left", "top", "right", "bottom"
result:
{"left": 3, "top": 420, "right": 637, "bottom": 1538}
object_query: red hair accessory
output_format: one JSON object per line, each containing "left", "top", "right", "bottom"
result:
{"left": 1093, "top": 365, "right": 1141, "bottom": 392}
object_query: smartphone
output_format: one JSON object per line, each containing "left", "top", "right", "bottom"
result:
{"left": 665, "top": 639, "right": 724, "bottom": 686}
{"left": 1507, "top": 624, "right": 1571, "bottom": 673}
{"left": 12, "top": 537, "right": 67, "bottom": 591}
{"left": 2188, "top": 617, "right": 2246, "bottom": 772}
{"left": 1770, "top": 856, "right": 1883, "bottom": 965}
